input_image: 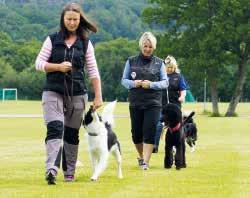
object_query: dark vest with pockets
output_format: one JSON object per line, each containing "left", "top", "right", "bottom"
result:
{"left": 162, "top": 72, "right": 181, "bottom": 107}
{"left": 43, "top": 32, "right": 88, "bottom": 96}
{"left": 128, "top": 54, "right": 162, "bottom": 108}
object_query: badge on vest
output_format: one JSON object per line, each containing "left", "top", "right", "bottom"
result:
{"left": 131, "top": 72, "right": 136, "bottom": 80}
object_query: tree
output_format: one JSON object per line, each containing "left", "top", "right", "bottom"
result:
{"left": 143, "top": 0, "right": 249, "bottom": 116}
{"left": 16, "top": 67, "right": 44, "bottom": 100}
{"left": 0, "top": 31, "right": 13, "bottom": 57}
{"left": 94, "top": 38, "right": 138, "bottom": 101}
{"left": 0, "top": 57, "right": 17, "bottom": 88}
{"left": 8, "top": 39, "right": 41, "bottom": 72}
{"left": 1, "top": 0, "right": 150, "bottom": 42}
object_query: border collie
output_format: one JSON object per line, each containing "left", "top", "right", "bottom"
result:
{"left": 82, "top": 101, "right": 123, "bottom": 181}
{"left": 183, "top": 111, "right": 198, "bottom": 152}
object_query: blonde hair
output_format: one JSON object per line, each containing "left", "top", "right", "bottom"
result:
{"left": 165, "top": 55, "right": 180, "bottom": 73}
{"left": 139, "top": 32, "right": 157, "bottom": 50}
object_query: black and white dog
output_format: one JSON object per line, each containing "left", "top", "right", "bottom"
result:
{"left": 161, "top": 103, "right": 197, "bottom": 170}
{"left": 183, "top": 111, "right": 198, "bottom": 152}
{"left": 82, "top": 101, "right": 123, "bottom": 181}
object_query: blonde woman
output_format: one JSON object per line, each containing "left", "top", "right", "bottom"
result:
{"left": 121, "top": 32, "right": 168, "bottom": 170}
{"left": 153, "top": 55, "right": 187, "bottom": 153}
{"left": 164, "top": 55, "right": 186, "bottom": 106}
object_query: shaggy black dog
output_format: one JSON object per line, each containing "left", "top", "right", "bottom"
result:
{"left": 161, "top": 104, "right": 197, "bottom": 170}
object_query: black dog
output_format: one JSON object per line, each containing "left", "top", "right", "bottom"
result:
{"left": 162, "top": 104, "right": 185, "bottom": 170}
{"left": 161, "top": 104, "right": 197, "bottom": 170}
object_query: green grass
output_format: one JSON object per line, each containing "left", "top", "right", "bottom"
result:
{"left": 0, "top": 101, "right": 249, "bottom": 198}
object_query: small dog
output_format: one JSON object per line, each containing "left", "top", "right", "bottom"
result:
{"left": 183, "top": 111, "right": 198, "bottom": 152}
{"left": 82, "top": 101, "right": 123, "bottom": 181}
{"left": 161, "top": 103, "right": 197, "bottom": 169}
{"left": 162, "top": 103, "right": 185, "bottom": 169}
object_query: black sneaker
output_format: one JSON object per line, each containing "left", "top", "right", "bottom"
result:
{"left": 152, "top": 146, "right": 158, "bottom": 153}
{"left": 46, "top": 172, "right": 56, "bottom": 185}
{"left": 137, "top": 157, "right": 144, "bottom": 167}
{"left": 181, "top": 164, "right": 187, "bottom": 168}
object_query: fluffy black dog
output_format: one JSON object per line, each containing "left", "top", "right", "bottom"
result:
{"left": 162, "top": 103, "right": 185, "bottom": 170}
{"left": 161, "top": 103, "right": 197, "bottom": 170}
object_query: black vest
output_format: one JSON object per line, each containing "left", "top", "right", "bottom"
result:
{"left": 128, "top": 54, "right": 162, "bottom": 108}
{"left": 162, "top": 72, "right": 181, "bottom": 107}
{"left": 43, "top": 32, "right": 88, "bottom": 95}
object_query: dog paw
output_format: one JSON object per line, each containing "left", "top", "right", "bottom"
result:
{"left": 91, "top": 177, "right": 98, "bottom": 181}
{"left": 190, "top": 147, "right": 195, "bottom": 152}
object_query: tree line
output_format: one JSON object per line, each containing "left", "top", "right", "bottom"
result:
{"left": 0, "top": 0, "right": 249, "bottom": 116}
{"left": 142, "top": 0, "right": 249, "bottom": 116}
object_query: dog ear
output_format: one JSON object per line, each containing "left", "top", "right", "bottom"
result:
{"left": 90, "top": 105, "right": 94, "bottom": 111}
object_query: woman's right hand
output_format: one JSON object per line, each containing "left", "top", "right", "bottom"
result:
{"left": 134, "top": 80, "right": 142, "bottom": 88}
{"left": 58, "top": 61, "right": 72, "bottom": 72}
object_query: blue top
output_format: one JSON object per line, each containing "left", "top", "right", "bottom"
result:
{"left": 121, "top": 60, "right": 168, "bottom": 90}
{"left": 178, "top": 74, "right": 188, "bottom": 91}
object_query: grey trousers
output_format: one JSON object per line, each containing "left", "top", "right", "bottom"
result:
{"left": 42, "top": 91, "right": 87, "bottom": 176}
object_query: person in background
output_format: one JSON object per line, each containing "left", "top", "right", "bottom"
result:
{"left": 153, "top": 55, "right": 187, "bottom": 153}
{"left": 35, "top": 3, "right": 103, "bottom": 185}
{"left": 121, "top": 32, "right": 168, "bottom": 170}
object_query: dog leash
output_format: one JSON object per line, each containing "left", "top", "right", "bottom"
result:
{"left": 63, "top": 48, "right": 75, "bottom": 118}
{"left": 88, "top": 132, "right": 98, "bottom": 136}
{"left": 165, "top": 79, "right": 170, "bottom": 104}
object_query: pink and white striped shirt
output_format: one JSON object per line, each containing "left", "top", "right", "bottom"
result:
{"left": 35, "top": 36, "right": 100, "bottom": 79}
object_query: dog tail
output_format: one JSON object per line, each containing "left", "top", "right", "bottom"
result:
{"left": 102, "top": 100, "right": 117, "bottom": 127}
{"left": 182, "top": 111, "right": 195, "bottom": 125}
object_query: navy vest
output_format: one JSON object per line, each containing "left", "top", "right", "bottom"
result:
{"left": 162, "top": 72, "right": 181, "bottom": 107}
{"left": 43, "top": 32, "right": 88, "bottom": 96}
{"left": 128, "top": 54, "right": 162, "bottom": 108}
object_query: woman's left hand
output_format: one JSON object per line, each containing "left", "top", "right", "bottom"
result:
{"left": 178, "top": 96, "right": 185, "bottom": 103}
{"left": 93, "top": 97, "right": 103, "bottom": 110}
{"left": 141, "top": 80, "right": 151, "bottom": 89}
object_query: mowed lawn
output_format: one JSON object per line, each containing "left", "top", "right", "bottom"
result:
{"left": 0, "top": 101, "right": 249, "bottom": 198}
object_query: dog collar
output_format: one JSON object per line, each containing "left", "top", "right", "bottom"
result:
{"left": 169, "top": 122, "right": 181, "bottom": 132}
{"left": 88, "top": 132, "right": 98, "bottom": 136}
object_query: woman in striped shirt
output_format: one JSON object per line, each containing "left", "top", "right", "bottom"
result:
{"left": 35, "top": 3, "right": 102, "bottom": 185}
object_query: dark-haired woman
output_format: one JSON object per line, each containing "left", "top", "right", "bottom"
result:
{"left": 35, "top": 3, "right": 103, "bottom": 185}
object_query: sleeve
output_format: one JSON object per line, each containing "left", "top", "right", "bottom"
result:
{"left": 35, "top": 36, "right": 52, "bottom": 72}
{"left": 121, "top": 60, "right": 136, "bottom": 89}
{"left": 85, "top": 40, "right": 100, "bottom": 79}
{"left": 150, "top": 62, "right": 168, "bottom": 90}
{"left": 179, "top": 74, "right": 188, "bottom": 91}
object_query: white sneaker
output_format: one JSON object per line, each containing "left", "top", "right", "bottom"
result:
{"left": 141, "top": 162, "right": 149, "bottom": 170}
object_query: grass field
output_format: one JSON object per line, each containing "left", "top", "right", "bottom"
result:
{"left": 0, "top": 101, "right": 249, "bottom": 198}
